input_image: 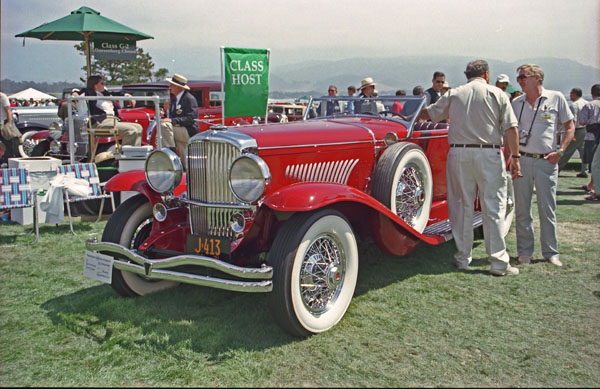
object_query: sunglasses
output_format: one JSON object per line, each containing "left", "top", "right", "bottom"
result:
{"left": 328, "top": 89, "right": 336, "bottom": 92}
{"left": 517, "top": 74, "right": 534, "bottom": 81}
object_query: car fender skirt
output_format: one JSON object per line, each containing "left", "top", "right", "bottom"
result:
{"left": 262, "top": 183, "right": 442, "bottom": 247}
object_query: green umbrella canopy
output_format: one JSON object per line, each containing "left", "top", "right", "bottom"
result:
{"left": 15, "top": 6, "right": 153, "bottom": 77}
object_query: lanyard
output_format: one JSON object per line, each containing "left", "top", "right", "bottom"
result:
{"left": 518, "top": 97, "right": 544, "bottom": 145}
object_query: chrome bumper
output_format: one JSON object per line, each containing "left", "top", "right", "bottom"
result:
{"left": 86, "top": 239, "right": 273, "bottom": 293}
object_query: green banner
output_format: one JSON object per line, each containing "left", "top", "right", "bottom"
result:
{"left": 223, "top": 47, "right": 270, "bottom": 118}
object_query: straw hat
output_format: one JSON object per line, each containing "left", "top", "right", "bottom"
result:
{"left": 166, "top": 74, "right": 190, "bottom": 90}
{"left": 358, "top": 77, "right": 376, "bottom": 90}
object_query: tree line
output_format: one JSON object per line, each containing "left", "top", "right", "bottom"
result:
{"left": 0, "top": 45, "right": 169, "bottom": 94}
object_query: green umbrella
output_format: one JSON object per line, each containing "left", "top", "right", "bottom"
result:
{"left": 16, "top": 6, "right": 153, "bottom": 78}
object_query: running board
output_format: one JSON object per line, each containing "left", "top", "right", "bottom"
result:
{"left": 423, "top": 211, "right": 483, "bottom": 242}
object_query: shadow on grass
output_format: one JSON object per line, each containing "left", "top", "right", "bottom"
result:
{"left": 0, "top": 220, "right": 95, "bottom": 245}
{"left": 39, "top": 237, "right": 485, "bottom": 359}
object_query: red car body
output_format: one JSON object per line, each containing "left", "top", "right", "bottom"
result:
{"left": 85, "top": 96, "right": 510, "bottom": 336}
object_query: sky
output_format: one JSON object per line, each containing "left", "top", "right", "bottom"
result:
{"left": 1, "top": 0, "right": 599, "bottom": 83}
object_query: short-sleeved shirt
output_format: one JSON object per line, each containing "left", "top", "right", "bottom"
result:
{"left": 427, "top": 77, "right": 517, "bottom": 145}
{"left": 0, "top": 92, "right": 10, "bottom": 122}
{"left": 570, "top": 98, "right": 588, "bottom": 129}
{"left": 511, "top": 88, "right": 574, "bottom": 154}
{"left": 579, "top": 98, "right": 600, "bottom": 126}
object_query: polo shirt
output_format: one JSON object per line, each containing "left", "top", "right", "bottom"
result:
{"left": 511, "top": 88, "right": 573, "bottom": 154}
{"left": 427, "top": 77, "right": 517, "bottom": 145}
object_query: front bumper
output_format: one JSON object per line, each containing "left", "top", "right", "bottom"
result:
{"left": 86, "top": 238, "right": 273, "bottom": 293}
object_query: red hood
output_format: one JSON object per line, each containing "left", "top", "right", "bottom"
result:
{"left": 236, "top": 118, "right": 381, "bottom": 150}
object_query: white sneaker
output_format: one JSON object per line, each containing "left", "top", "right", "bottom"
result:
{"left": 518, "top": 255, "right": 531, "bottom": 264}
{"left": 547, "top": 257, "right": 563, "bottom": 267}
{"left": 490, "top": 265, "right": 520, "bottom": 276}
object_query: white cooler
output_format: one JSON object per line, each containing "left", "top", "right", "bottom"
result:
{"left": 116, "top": 146, "right": 153, "bottom": 203}
{"left": 8, "top": 156, "right": 62, "bottom": 225}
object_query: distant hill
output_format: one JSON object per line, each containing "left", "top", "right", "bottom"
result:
{"left": 0, "top": 79, "right": 80, "bottom": 95}
{"left": 3, "top": 56, "right": 598, "bottom": 98}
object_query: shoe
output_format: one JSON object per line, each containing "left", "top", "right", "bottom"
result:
{"left": 584, "top": 193, "right": 600, "bottom": 201}
{"left": 547, "top": 257, "right": 563, "bottom": 267}
{"left": 577, "top": 172, "right": 588, "bottom": 178}
{"left": 518, "top": 255, "right": 531, "bottom": 264}
{"left": 455, "top": 261, "right": 469, "bottom": 270}
{"left": 490, "top": 265, "right": 519, "bottom": 276}
{"left": 581, "top": 185, "right": 592, "bottom": 192}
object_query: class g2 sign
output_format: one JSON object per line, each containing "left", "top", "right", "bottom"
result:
{"left": 92, "top": 38, "right": 137, "bottom": 60}
{"left": 222, "top": 47, "right": 270, "bottom": 118}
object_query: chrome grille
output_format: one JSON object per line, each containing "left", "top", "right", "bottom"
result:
{"left": 187, "top": 139, "right": 242, "bottom": 238}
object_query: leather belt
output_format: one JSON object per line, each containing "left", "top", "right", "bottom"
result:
{"left": 450, "top": 144, "right": 501, "bottom": 149}
{"left": 522, "top": 152, "right": 548, "bottom": 159}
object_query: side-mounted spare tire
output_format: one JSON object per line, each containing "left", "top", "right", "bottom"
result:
{"left": 371, "top": 142, "right": 433, "bottom": 233}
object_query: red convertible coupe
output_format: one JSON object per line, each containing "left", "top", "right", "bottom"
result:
{"left": 84, "top": 95, "right": 513, "bottom": 337}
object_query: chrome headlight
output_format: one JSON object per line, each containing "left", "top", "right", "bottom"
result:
{"left": 48, "top": 121, "right": 63, "bottom": 140}
{"left": 229, "top": 154, "right": 270, "bottom": 203}
{"left": 145, "top": 149, "right": 183, "bottom": 194}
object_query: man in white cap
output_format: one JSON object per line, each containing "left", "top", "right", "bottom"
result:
{"left": 496, "top": 74, "right": 510, "bottom": 92}
{"left": 160, "top": 74, "right": 198, "bottom": 158}
{"left": 356, "top": 77, "right": 384, "bottom": 113}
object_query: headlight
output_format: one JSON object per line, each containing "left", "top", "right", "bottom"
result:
{"left": 229, "top": 154, "right": 270, "bottom": 203}
{"left": 48, "top": 122, "right": 63, "bottom": 140}
{"left": 145, "top": 149, "right": 183, "bottom": 194}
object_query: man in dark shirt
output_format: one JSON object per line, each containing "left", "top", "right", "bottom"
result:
{"left": 160, "top": 74, "right": 198, "bottom": 158}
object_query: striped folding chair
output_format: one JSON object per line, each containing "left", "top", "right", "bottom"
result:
{"left": 57, "top": 163, "right": 113, "bottom": 234}
{"left": 0, "top": 168, "right": 39, "bottom": 243}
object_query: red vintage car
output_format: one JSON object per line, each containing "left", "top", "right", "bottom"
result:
{"left": 84, "top": 95, "right": 514, "bottom": 337}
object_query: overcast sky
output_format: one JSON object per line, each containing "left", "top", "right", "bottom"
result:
{"left": 1, "top": 0, "right": 599, "bottom": 82}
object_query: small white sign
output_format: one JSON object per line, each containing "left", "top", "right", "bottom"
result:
{"left": 83, "top": 251, "right": 114, "bottom": 284}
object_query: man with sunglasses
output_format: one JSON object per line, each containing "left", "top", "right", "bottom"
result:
{"left": 511, "top": 64, "right": 574, "bottom": 267}
{"left": 317, "top": 85, "right": 343, "bottom": 116}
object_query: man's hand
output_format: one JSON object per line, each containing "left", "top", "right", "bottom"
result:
{"left": 544, "top": 151, "right": 562, "bottom": 165}
{"left": 510, "top": 158, "right": 522, "bottom": 180}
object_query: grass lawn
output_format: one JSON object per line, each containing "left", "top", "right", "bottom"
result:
{"left": 1, "top": 161, "right": 598, "bottom": 387}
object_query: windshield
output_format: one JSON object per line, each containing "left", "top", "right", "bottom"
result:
{"left": 303, "top": 96, "right": 425, "bottom": 126}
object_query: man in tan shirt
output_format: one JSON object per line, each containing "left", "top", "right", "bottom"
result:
{"left": 420, "top": 59, "right": 521, "bottom": 276}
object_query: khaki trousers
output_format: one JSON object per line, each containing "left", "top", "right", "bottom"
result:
{"left": 446, "top": 148, "right": 510, "bottom": 271}
{"left": 96, "top": 118, "right": 142, "bottom": 146}
{"left": 160, "top": 121, "right": 189, "bottom": 157}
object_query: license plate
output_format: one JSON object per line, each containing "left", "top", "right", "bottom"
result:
{"left": 83, "top": 251, "right": 113, "bottom": 284}
{"left": 186, "top": 234, "right": 230, "bottom": 258}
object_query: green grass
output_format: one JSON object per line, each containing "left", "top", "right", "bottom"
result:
{"left": 1, "top": 162, "right": 598, "bottom": 387}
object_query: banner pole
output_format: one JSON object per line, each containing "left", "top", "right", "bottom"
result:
{"left": 220, "top": 46, "right": 225, "bottom": 126}
{"left": 265, "top": 49, "right": 271, "bottom": 125}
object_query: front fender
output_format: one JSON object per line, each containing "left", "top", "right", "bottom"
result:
{"left": 262, "top": 183, "right": 442, "bottom": 246}
{"left": 16, "top": 121, "right": 49, "bottom": 131}
{"left": 104, "top": 170, "right": 187, "bottom": 202}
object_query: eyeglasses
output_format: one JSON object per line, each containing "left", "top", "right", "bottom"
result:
{"left": 435, "top": 80, "right": 445, "bottom": 84}
{"left": 328, "top": 89, "right": 336, "bottom": 92}
{"left": 517, "top": 74, "right": 534, "bottom": 81}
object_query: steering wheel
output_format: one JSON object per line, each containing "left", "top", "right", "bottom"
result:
{"left": 379, "top": 110, "right": 409, "bottom": 121}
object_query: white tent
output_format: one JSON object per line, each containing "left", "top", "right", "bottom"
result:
{"left": 8, "top": 88, "right": 56, "bottom": 101}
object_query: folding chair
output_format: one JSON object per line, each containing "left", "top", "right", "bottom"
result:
{"left": 88, "top": 115, "right": 121, "bottom": 162}
{"left": 57, "top": 163, "right": 114, "bottom": 234}
{"left": 0, "top": 168, "right": 39, "bottom": 243}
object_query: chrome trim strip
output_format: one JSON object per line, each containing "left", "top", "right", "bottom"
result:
{"left": 258, "top": 140, "right": 373, "bottom": 150}
{"left": 113, "top": 261, "right": 272, "bottom": 293}
{"left": 180, "top": 198, "right": 252, "bottom": 210}
{"left": 87, "top": 240, "right": 272, "bottom": 280}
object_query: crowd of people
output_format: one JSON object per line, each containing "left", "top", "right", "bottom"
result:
{"left": 8, "top": 97, "right": 57, "bottom": 107}
{"left": 317, "top": 61, "right": 598, "bottom": 276}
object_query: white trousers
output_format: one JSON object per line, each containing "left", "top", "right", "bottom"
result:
{"left": 446, "top": 148, "right": 510, "bottom": 271}
{"left": 96, "top": 118, "right": 142, "bottom": 146}
{"left": 160, "top": 121, "right": 189, "bottom": 158}
{"left": 514, "top": 155, "right": 559, "bottom": 260}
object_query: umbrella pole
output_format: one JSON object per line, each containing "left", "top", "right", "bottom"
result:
{"left": 84, "top": 32, "right": 91, "bottom": 79}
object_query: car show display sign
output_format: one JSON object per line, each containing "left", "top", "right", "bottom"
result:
{"left": 221, "top": 47, "right": 270, "bottom": 120}
{"left": 92, "top": 38, "right": 137, "bottom": 60}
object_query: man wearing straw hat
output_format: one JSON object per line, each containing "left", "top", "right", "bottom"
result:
{"left": 160, "top": 74, "right": 198, "bottom": 157}
{"left": 355, "top": 77, "right": 384, "bottom": 114}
